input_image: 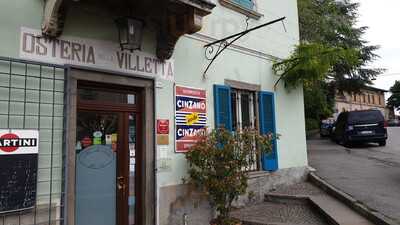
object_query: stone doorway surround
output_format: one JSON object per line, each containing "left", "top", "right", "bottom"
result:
{"left": 65, "top": 67, "right": 155, "bottom": 225}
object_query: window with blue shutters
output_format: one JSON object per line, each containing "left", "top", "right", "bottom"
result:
{"left": 214, "top": 85, "right": 278, "bottom": 172}
{"left": 214, "top": 85, "right": 258, "bottom": 171}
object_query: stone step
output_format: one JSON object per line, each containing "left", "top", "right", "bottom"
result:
{"left": 309, "top": 195, "right": 375, "bottom": 225}
{"left": 264, "top": 193, "right": 375, "bottom": 225}
{"left": 232, "top": 199, "right": 328, "bottom": 225}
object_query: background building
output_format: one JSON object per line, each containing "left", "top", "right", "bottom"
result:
{"left": 335, "top": 86, "right": 388, "bottom": 119}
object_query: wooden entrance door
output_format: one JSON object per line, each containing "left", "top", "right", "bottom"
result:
{"left": 75, "top": 81, "right": 142, "bottom": 225}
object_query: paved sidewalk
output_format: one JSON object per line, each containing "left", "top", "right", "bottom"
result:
{"left": 308, "top": 127, "right": 400, "bottom": 224}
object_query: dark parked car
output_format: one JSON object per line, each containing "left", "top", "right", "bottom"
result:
{"left": 387, "top": 119, "right": 400, "bottom": 127}
{"left": 320, "top": 119, "right": 335, "bottom": 137}
{"left": 331, "top": 110, "right": 388, "bottom": 147}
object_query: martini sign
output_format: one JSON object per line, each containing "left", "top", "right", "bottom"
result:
{"left": 0, "top": 130, "right": 39, "bottom": 213}
{"left": 0, "top": 130, "right": 39, "bottom": 155}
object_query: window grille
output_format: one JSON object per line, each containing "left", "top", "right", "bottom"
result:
{"left": 0, "top": 57, "right": 65, "bottom": 225}
{"left": 230, "top": 89, "right": 258, "bottom": 172}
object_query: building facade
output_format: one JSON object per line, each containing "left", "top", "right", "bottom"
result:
{"left": 335, "top": 86, "right": 388, "bottom": 119}
{"left": 0, "top": 1, "right": 307, "bottom": 225}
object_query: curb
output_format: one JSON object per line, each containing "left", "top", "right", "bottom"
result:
{"left": 309, "top": 172, "right": 399, "bottom": 225}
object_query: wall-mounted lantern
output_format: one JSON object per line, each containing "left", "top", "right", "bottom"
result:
{"left": 115, "top": 17, "right": 144, "bottom": 52}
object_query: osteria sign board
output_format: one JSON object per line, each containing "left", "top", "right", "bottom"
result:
{"left": 19, "top": 27, "right": 174, "bottom": 81}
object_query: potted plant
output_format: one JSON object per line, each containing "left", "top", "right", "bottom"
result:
{"left": 185, "top": 128, "right": 275, "bottom": 225}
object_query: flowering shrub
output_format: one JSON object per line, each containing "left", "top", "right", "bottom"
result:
{"left": 185, "top": 128, "right": 275, "bottom": 225}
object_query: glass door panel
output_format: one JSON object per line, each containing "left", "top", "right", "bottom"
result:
{"left": 75, "top": 111, "right": 120, "bottom": 225}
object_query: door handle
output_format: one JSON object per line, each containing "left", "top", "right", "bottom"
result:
{"left": 117, "top": 176, "right": 126, "bottom": 192}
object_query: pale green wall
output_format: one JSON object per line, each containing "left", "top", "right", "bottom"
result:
{"left": 0, "top": 0, "right": 307, "bottom": 190}
{"left": 0, "top": 0, "right": 43, "bottom": 57}
{"left": 157, "top": 0, "right": 307, "bottom": 186}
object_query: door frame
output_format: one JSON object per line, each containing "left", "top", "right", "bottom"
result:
{"left": 65, "top": 67, "right": 155, "bottom": 225}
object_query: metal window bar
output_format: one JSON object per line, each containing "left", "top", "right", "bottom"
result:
{"left": 0, "top": 56, "right": 66, "bottom": 225}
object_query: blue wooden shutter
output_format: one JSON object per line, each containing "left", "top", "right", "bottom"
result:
{"left": 259, "top": 91, "right": 278, "bottom": 171}
{"left": 213, "top": 85, "right": 233, "bottom": 131}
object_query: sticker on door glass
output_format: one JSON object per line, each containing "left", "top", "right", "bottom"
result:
{"left": 76, "top": 141, "right": 82, "bottom": 150}
{"left": 93, "top": 131, "right": 102, "bottom": 138}
{"left": 93, "top": 131, "right": 102, "bottom": 145}
{"left": 129, "top": 144, "right": 135, "bottom": 156}
{"left": 130, "top": 164, "right": 135, "bottom": 172}
{"left": 81, "top": 136, "right": 92, "bottom": 148}
{"left": 105, "top": 134, "right": 112, "bottom": 145}
{"left": 111, "top": 133, "right": 118, "bottom": 152}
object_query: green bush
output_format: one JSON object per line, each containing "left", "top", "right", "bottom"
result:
{"left": 185, "top": 128, "right": 275, "bottom": 225}
{"left": 306, "top": 118, "right": 319, "bottom": 131}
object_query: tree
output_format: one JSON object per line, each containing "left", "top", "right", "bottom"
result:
{"left": 273, "top": 43, "right": 359, "bottom": 90}
{"left": 298, "top": 0, "right": 383, "bottom": 92}
{"left": 303, "top": 82, "right": 335, "bottom": 130}
{"left": 273, "top": 0, "right": 383, "bottom": 129}
{"left": 388, "top": 81, "right": 400, "bottom": 112}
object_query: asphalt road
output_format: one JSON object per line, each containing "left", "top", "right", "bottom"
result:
{"left": 308, "top": 127, "right": 400, "bottom": 223}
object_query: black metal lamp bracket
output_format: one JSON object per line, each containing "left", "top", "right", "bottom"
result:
{"left": 203, "top": 17, "right": 286, "bottom": 77}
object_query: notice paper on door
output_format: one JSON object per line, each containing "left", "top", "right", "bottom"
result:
{"left": 159, "top": 146, "right": 168, "bottom": 159}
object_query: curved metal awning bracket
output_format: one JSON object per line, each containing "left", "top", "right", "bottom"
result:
{"left": 203, "top": 17, "right": 286, "bottom": 78}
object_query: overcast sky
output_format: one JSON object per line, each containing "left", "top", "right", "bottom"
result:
{"left": 356, "top": 0, "right": 400, "bottom": 91}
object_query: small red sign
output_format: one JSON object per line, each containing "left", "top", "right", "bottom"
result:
{"left": 157, "top": 120, "right": 169, "bottom": 134}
